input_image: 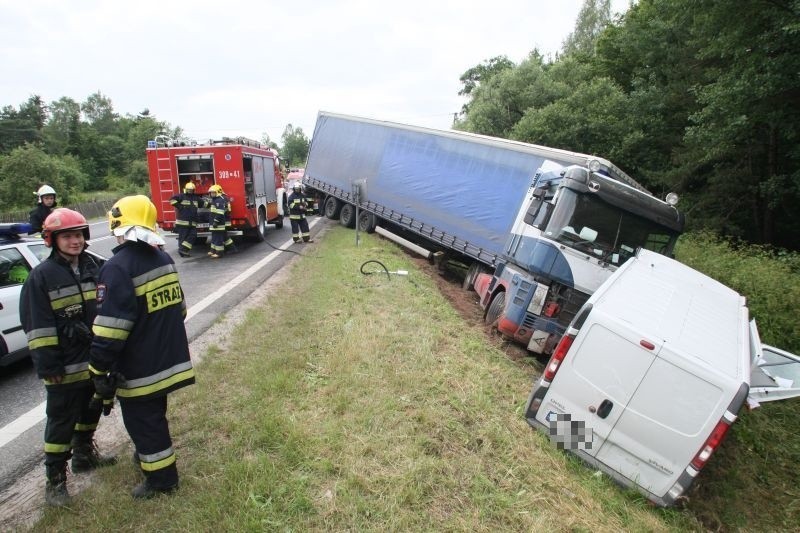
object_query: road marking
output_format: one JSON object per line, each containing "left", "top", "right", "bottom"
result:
{"left": 0, "top": 217, "right": 321, "bottom": 449}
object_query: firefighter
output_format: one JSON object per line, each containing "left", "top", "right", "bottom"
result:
{"left": 19, "top": 208, "right": 117, "bottom": 507}
{"left": 288, "top": 183, "right": 313, "bottom": 243}
{"left": 89, "top": 195, "right": 195, "bottom": 499}
{"left": 170, "top": 181, "right": 207, "bottom": 257}
{"left": 29, "top": 185, "right": 58, "bottom": 234}
{"left": 207, "top": 184, "right": 233, "bottom": 258}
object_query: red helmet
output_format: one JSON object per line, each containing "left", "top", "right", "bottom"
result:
{"left": 42, "top": 208, "right": 90, "bottom": 247}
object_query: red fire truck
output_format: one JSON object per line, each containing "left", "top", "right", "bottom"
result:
{"left": 146, "top": 136, "right": 287, "bottom": 242}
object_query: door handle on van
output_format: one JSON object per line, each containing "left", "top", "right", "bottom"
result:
{"left": 596, "top": 399, "right": 614, "bottom": 419}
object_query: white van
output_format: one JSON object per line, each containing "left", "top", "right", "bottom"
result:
{"left": 524, "top": 248, "right": 800, "bottom": 506}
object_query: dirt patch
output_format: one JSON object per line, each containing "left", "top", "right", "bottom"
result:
{"left": 408, "top": 255, "right": 536, "bottom": 364}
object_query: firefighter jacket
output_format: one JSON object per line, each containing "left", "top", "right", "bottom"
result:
{"left": 169, "top": 193, "right": 207, "bottom": 226}
{"left": 89, "top": 240, "right": 194, "bottom": 401}
{"left": 28, "top": 203, "right": 54, "bottom": 234}
{"left": 209, "top": 195, "right": 229, "bottom": 229}
{"left": 19, "top": 251, "right": 101, "bottom": 388}
{"left": 288, "top": 191, "right": 308, "bottom": 219}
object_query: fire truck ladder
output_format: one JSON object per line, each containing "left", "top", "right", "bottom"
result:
{"left": 153, "top": 143, "right": 175, "bottom": 219}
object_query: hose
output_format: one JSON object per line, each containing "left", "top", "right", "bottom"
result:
{"left": 360, "top": 260, "right": 409, "bottom": 280}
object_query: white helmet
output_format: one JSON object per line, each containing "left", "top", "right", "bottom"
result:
{"left": 35, "top": 185, "right": 57, "bottom": 203}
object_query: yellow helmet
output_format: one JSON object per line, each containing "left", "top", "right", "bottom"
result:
{"left": 109, "top": 195, "right": 158, "bottom": 233}
{"left": 208, "top": 184, "right": 223, "bottom": 196}
{"left": 183, "top": 181, "right": 196, "bottom": 193}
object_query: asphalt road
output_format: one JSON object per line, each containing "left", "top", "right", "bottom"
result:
{"left": 0, "top": 215, "right": 325, "bottom": 492}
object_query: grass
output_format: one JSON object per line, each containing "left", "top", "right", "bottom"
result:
{"left": 30, "top": 227, "right": 695, "bottom": 532}
{"left": 30, "top": 228, "right": 798, "bottom": 531}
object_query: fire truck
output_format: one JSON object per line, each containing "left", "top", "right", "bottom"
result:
{"left": 146, "top": 135, "right": 287, "bottom": 242}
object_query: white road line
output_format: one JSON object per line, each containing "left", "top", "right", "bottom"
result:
{"left": 0, "top": 217, "right": 320, "bottom": 449}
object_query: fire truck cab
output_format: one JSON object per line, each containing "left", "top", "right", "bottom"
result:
{"left": 147, "top": 136, "right": 287, "bottom": 242}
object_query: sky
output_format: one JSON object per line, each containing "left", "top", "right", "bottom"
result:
{"left": 1, "top": 0, "right": 631, "bottom": 146}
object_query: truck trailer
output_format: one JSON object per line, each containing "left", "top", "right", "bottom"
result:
{"left": 303, "top": 111, "right": 685, "bottom": 356}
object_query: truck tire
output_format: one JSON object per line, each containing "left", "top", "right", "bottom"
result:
{"left": 462, "top": 262, "right": 483, "bottom": 291}
{"left": 485, "top": 291, "right": 505, "bottom": 326}
{"left": 324, "top": 196, "right": 342, "bottom": 220}
{"left": 357, "top": 211, "right": 377, "bottom": 233}
{"left": 253, "top": 208, "right": 267, "bottom": 242}
{"left": 339, "top": 203, "right": 356, "bottom": 228}
{"left": 274, "top": 215, "right": 284, "bottom": 230}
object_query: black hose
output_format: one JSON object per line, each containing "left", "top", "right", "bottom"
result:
{"left": 360, "top": 260, "right": 391, "bottom": 280}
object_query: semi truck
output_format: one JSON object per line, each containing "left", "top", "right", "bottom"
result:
{"left": 303, "top": 111, "right": 685, "bottom": 355}
{"left": 147, "top": 135, "right": 287, "bottom": 242}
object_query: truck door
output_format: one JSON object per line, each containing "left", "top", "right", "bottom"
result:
{"left": 535, "top": 311, "right": 659, "bottom": 457}
{"left": 748, "top": 320, "right": 800, "bottom": 402}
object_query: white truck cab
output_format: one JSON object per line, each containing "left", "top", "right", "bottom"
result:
{"left": 524, "top": 248, "right": 800, "bottom": 506}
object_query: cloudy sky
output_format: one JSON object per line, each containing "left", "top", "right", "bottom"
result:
{"left": 1, "top": 0, "right": 630, "bottom": 144}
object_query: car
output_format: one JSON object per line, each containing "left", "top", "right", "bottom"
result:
{"left": 0, "top": 223, "right": 105, "bottom": 368}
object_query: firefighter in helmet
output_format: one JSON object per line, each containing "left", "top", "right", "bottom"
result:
{"left": 19, "top": 208, "right": 116, "bottom": 507}
{"left": 89, "top": 195, "right": 194, "bottom": 499}
{"left": 287, "top": 182, "right": 313, "bottom": 243}
{"left": 207, "top": 184, "right": 233, "bottom": 258}
{"left": 29, "top": 184, "right": 58, "bottom": 234}
{"left": 170, "top": 180, "right": 207, "bottom": 257}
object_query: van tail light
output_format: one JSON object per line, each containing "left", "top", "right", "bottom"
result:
{"left": 543, "top": 332, "right": 575, "bottom": 381}
{"left": 691, "top": 417, "right": 732, "bottom": 470}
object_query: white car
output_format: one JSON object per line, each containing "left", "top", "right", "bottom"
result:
{"left": 0, "top": 223, "right": 105, "bottom": 368}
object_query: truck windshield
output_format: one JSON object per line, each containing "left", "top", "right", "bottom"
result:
{"left": 541, "top": 189, "right": 677, "bottom": 265}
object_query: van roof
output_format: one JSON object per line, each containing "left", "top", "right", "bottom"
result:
{"left": 592, "top": 249, "right": 748, "bottom": 379}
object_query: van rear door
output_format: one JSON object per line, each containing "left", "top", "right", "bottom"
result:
{"left": 534, "top": 310, "right": 660, "bottom": 456}
{"left": 749, "top": 320, "right": 800, "bottom": 402}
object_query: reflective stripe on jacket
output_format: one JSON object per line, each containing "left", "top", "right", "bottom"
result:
{"left": 90, "top": 241, "right": 194, "bottom": 400}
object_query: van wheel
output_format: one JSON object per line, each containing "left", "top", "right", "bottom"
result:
{"left": 357, "top": 211, "right": 377, "bottom": 233}
{"left": 485, "top": 291, "right": 505, "bottom": 326}
{"left": 324, "top": 196, "right": 342, "bottom": 220}
{"left": 339, "top": 204, "right": 356, "bottom": 228}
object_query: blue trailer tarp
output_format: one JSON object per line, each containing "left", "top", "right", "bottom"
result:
{"left": 305, "top": 113, "right": 583, "bottom": 259}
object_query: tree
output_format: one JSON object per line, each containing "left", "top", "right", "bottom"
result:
{"left": 562, "top": 0, "right": 613, "bottom": 57}
{"left": 0, "top": 95, "right": 46, "bottom": 153}
{"left": 457, "top": 55, "right": 516, "bottom": 116}
{"left": 43, "top": 96, "right": 81, "bottom": 156}
{"left": 280, "top": 125, "right": 309, "bottom": 167}
{"left": 81, "top": 91, "right": 118, "bottom": 135}
{"left": 0, "top": 144, "right": 86, "bottom": 208}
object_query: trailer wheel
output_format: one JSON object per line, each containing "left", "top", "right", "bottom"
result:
{"left": 339, "top": 203, "right": 356, "bottom": 228}
{"left": 324, "top": 196, "right": 342, "bottom": 220}
{"left": 485, "top": 291, "right": 506, "bottom": 327}
{"left": 357, "top": 211, "right": 377, "bottom": 233}
{"left": 462, "top": 262, "right": 484, "bottom": 291}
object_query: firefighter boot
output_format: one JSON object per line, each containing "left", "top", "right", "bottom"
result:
{"left": 71, "top": 435, "right": 118, "bottom": 473}
{"left": 45, "top": 462, "right": 71, "bottom": 507}
{"left": 131, "top": 480, "right": 179, "bottom": 499}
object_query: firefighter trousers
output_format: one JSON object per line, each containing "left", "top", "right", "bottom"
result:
{"left": 289, "top": 216, "right": 310, "bottom": 242}
{"left": 210, "top": 226, "right": 227, "bottom": 253}
{"left": 175, "top": 223, "right": 197, "bottom": 254}
{"left": 120, "top": 395, "right": 179, "bottom": 489}
{"left": 44, "top": 385, "right": 100, "bottom": 466}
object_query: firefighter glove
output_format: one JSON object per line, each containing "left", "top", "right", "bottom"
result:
{"left": 91, "top": 372, "right": 124, "bottom": 416}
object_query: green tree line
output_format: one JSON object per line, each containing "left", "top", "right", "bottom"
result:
{"left": 457, "top": 0, "right": 800, "bottom": 251}
{"left": 0, "top": 92, "right": 180, "bottom": 208}
{"left": 0, "top": 92, "right": 311, "bottom": 213}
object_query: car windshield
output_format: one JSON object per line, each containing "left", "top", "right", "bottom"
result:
{"left": 541, "top": 189, "right": 677, "bottom": 265}
{"left": 29, "top": 243, "right": 50, "bottom": 262}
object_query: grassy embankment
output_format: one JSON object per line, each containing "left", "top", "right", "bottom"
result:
{"left": 33, "top": 228, "right": 797, "bottom": 531}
